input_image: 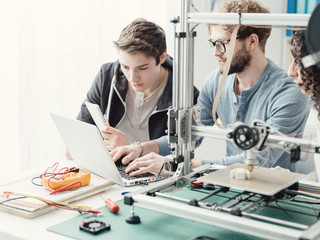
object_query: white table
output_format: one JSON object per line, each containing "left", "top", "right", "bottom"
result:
{"left": 0, "top": 174, "right": 139, "bottom": 240}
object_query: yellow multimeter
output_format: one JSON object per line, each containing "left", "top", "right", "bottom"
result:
{"left": 41, "top": 169, "right": 91, "bottom": 193}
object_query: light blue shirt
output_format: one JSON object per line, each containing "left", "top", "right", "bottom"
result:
{"left": 155, "top": 59, "right": 309, "bottom": 172}
{"left": 198, "top": 59, "right": 309, "bottom": 172}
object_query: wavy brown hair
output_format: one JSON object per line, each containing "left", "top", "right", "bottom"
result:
{"left": 113, "top": 18, "right": 166, "bottom": 65}
{"left": 291, "top": 30, "right": 320, "bottom": 118}
{"left": 208, "top": 0, "right": 271, "bottom": 52}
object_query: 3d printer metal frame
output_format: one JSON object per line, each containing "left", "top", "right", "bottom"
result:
{"left": 125, "top": 121, "right": 320, "bottom": 239}
{"left": 124, "top": 1, "right": 320, "bottom": 239}
{"left": 124, "top": 162, "right": 320, "bottom": 240}
{"left": 168, "top": 3, "right": 312, "bottom": 175}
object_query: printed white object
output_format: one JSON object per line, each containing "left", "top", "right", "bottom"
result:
{"left": 230, "top": 168, "right": 251, "bottom": 180}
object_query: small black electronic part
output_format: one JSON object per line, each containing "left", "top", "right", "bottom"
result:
{"left": 203, "top": 183, "right": 215, "bottom": 190}
{"left": 204, "top": 201, "right": 216, "bottom": 207}
{"left": 125, "top": 206, "right": 141, "bottom": 224}
{"left": 79, "top": 220, "right": 110, "bottom": 235}
{"left": 230, "top": 207, "right": 242, "bottom": 217}
{"left": 125, "top": 214, "right": 141, "bottom": 224}
{"left": 189, "top": 199, "right": 200, "bottom": 207}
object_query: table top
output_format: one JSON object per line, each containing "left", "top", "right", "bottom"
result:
{"left": 0, "top": 170, "right": 140, "bottom": 240}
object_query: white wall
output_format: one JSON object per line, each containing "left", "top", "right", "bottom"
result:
{"left": 0, "top": 0, "right": 178, "bottom": 176}
{"left": 0, "top": 2, "right": 20, "bottom": 174}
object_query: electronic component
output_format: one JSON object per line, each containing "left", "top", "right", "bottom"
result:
{"left": 79, "top": 220, "right": 110, "bottom": 235}
{"left": 192, "top": 181, "right": 203, "bottom": 189}
{"left": 202, "top": 183, "right": 215, "bottom": 190}
{"left": 41, "top": 169, "right": 91, "bottom": 193}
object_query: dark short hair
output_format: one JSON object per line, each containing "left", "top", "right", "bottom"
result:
{"left": 291, "top": 30, "right": 320, "bottom": 118}
{"left": 208, "top": 0, "right": 271, "bottom": 52}
{"left": 114, "top": 18, "right": 166, "bottom": 65}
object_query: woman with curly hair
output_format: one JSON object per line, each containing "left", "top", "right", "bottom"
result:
{"left": 289, "top": 30, "right": 320, "bottom": 118}
{"left": 289, "top": 30, "right": 320, "bottom": 174}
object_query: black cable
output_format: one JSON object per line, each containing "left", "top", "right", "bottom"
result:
{"left": 157, "top": 162, "right": 166, "bottom": 180}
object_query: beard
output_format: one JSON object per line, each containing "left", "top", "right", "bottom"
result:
{"left": 219, "top": 44, "right": 252, "bottom": 75}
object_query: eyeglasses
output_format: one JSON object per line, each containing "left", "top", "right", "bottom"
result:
{"left": 208, "top": 37, "right": 243, "bottom": 53}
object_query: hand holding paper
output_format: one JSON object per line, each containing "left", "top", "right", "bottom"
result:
{"left": 85, "top": 101, "right": 131, "bottom": 150}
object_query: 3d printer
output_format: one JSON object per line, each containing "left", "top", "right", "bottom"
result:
{"left": 124, "top": 1, "right": 320, "bottom": 240}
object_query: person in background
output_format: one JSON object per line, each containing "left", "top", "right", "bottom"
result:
{"left": 72, "top": 18, "right": 199, "bottom": 160}
{"left": 289, "top": 30, "right": 320, "bottom": 113}
{"left": 289, "top": 30, "right": 320, "bottom": 174}
{"left": 192, "top": 0, "right": 309, "bottom": 172}
{"left": 116, "top": 0, "right": 310, "bottom": 177}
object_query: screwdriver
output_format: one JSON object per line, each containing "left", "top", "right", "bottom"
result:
{"left": 105, "top": 198, "right": 119, "bottom": 213}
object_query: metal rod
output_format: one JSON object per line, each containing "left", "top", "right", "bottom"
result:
{"left": 223, "top": 193, "right": 254, "bottom": 208}
{"left": 155, "top": 192, "right": 190, "bottom": 203}
{"left": 214, "top": 204, "right": 308, "bottom": 230}
{"left": 285, "top": 189, "right": 320, "bottom": 200}
{"left": 180, "top": 0, "right": 191, "bottom": 175}
{"left": 188, "top": 12, "right": 310, "bottom": 26}
{"left": 240, "top": 198, "right": 265, "bottom": 212}
{"left": 172, "top": 20, "right": 178, "bottom": 110}
{"left": 181, "top": 0, "right": 189, "bottom": 110}
{"left": 240, "top": 210, "right": 309, "bottom": 230}
{"left": 191, "top": 125, "right": 229, "bottom": 140}
{"left": 186, "top": 26, "right": 194, "bottom": 109}
{"left": 300, "top": 220, "right": 320, "bottom": 239}
{"left": 197, "top": 188, "right": 224, "bottom": 202}
{"left": 182, "top": 143, "right": 190, "bottom": 175}
{"left": 192, "top": 125, "right": 320, "bottom": 154}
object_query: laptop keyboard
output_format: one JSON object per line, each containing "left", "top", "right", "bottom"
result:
{"left": 115, "top": 161, "right": 155, "bottom": 180}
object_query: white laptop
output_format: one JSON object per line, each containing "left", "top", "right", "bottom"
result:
{"left": 50, "top": 112, "right": 160, "bottom": 187}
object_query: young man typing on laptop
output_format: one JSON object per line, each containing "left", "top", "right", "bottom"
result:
{"left": 70, "top": 18, "right": 199, "bottom": 161}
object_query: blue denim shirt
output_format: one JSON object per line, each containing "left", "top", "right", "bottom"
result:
{"left": 155, "top": 59, "right": 310, "bottom": 172}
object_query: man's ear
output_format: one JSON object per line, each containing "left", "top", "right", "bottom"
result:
{"left": 160, "top": 50, "right": 167, "bottom": 64}
{"left": 248, "top": 33, "right": 259, "bottom": 50}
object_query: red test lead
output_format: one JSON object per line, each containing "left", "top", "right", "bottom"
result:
{"left": 105, "top": 198, "right": 119, "bottom": 213}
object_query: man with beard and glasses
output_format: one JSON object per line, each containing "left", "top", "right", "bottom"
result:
{"left": 112, "top": 0, "right": 309, "bottom": 177}
{"left": 191, "top": 0, "right": 309, "bottom": 172}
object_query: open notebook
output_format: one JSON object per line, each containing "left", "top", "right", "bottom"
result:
{"left": 50, "top": 113, "right": 161, "bottom": 187}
